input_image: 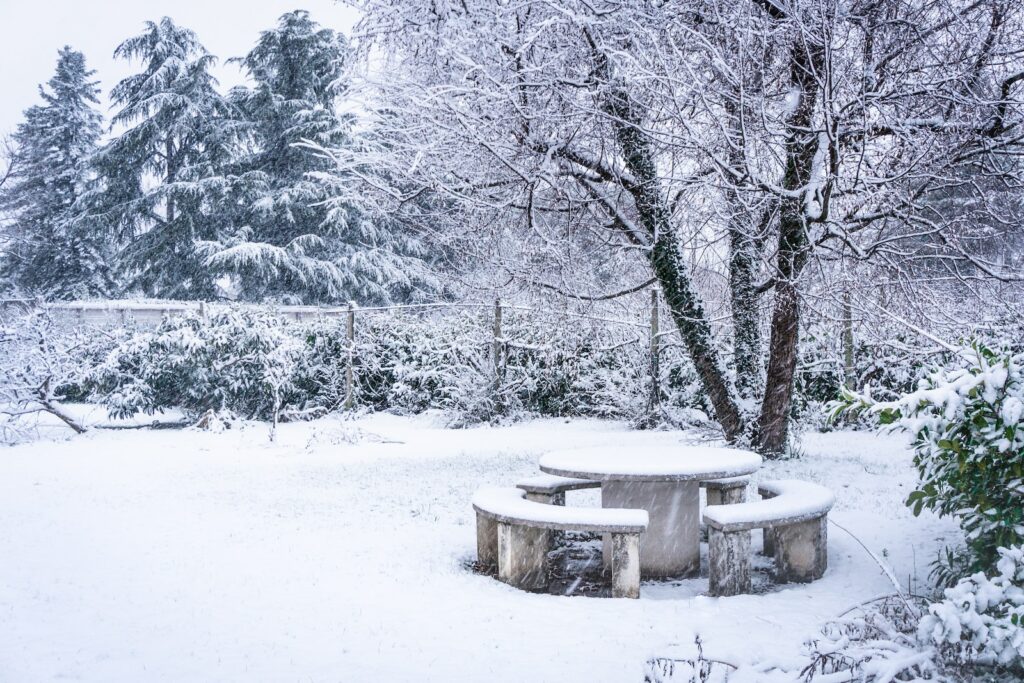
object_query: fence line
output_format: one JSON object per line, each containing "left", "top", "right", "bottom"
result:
{"left": 2, "top": 296, "right": 672, "bottom": 412}
{"left": 0, "top": 297, "right": 664, "bottom": 331}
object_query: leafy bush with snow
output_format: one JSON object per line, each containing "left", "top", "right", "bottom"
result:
{"left": 832, "top": 343, "right": 1024, "bottom": 579}
{"left": 310, "top": 308, "right": 707, "bottom": 427}
{"left": 81, "top": 305, "right": 711, "bottom": 429}
{"left": 919, "top": 545, "right": 1024, "bottom": 671}
{"left": 89, "top": 309, "right": 305, "bottom": 426}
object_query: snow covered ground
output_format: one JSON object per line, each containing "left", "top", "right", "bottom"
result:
{"left": 0, "top": 412, "right": 959, "bottom": 682}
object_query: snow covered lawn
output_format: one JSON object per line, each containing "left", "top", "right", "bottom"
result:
{"left": 0, "top": 414, "right": 958, "bottom": 681}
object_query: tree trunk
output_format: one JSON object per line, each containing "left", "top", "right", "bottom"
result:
{"left": 729, "top": 220, "right": 762, "bottom": 404}
{"left": 754, "top": 20, "right": 825, "bottom": 456}
{"left": 602, "top": 84, "right": 744, "bottom": 441}
{"left": 723, "top": 96, "right": 764, "bottom": 408}
{"left": 165, "top": 137, "right": 177, "bottom": 223}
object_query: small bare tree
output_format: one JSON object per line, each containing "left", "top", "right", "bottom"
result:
{"left": 1, "top": 311, "right": 88, "bottom": 443}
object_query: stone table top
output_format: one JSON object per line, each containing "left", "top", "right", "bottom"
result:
{"left": 539, "top": 445, "right": 761, "bottom": 483}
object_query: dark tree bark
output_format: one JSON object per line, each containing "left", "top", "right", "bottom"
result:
{"left": 753, "top": 19, "right": 825, "bottom": 456}
{"left": 723, "top": 98, "right": 764, "bottom": 407}
{"left": 601, "top": 82, "right": 745, "bottom": 441}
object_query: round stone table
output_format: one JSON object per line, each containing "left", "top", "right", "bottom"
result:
{"left": 539, "top": 446, "right": 761, "bottom": 577}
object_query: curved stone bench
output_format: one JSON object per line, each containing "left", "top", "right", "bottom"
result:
{"left": 701, "top": 476, "right": 749, "bottom": 505}
{"left": 515, "top": 474, "right": 600, "bottom": 505}
{"left": 703, "top": 479, "right": 835, "bottom": 597}
{"left": 473, "top": 487, "right": 648, "bottom": 598}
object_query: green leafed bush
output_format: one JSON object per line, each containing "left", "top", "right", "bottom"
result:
{"left": 831, "top": 343, "right": 1024, "bottom": 580}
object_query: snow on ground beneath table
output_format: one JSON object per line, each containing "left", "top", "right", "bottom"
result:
{"left": 0, "top": 413, "right": 961, "bottom": 682}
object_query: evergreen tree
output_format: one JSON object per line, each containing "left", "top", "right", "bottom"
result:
{"left": 86, "top": 18, "right": 235, "bottom": 300}
{"left": 205, "top": 11, "right": 433, "bottom": 304}
{"left": 0, "top": 47, "right": 109, "bottom": 299}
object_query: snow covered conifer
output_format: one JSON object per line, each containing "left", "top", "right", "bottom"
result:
{"left": 85, "top": 18, "right": 235, "bottom": 299}
{"left": 204, "top": 11, "right": 434, "bottom": 304}
{"left": 0, "top": 47, "right": 110, "bottom": 299}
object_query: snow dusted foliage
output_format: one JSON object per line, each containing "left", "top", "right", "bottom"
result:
{"left": 0, "top": 48, "right": 109, "bottom": 299}
{"left": 78, "top": 304, "right": 710, "bottom": 428}
{"left": 84, "top": 18, "right": 235, "bottom": 300}
{"left": 201, "top": 11, "right": 435, "bottom": 304}
{"left": 89, "top": 309, "right": 304, "bottom": 430}
{"left": 298, "top": 307, "right": 708, "bottom": 427}
{"left": 920, "top": 545, "right": 1024, "bottom": 671}
{"left": 0, "top": 311, "right": 95, "bottom": 443}
{"left": 833, "top": 344, "right": 1024, "bottom": 579}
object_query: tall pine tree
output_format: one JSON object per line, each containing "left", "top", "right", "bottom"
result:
{"left": 205, "top": 10, "right": 433, "bottom": 304}
{"left": 86, "top": 18, "right": 235, "bottom": 300}
{"left": 0, "top": 47, "right": 109, "bottom": 299}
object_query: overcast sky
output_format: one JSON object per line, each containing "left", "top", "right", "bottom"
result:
{"left": 0, "top": 1, "right": 361, "bottom": 135}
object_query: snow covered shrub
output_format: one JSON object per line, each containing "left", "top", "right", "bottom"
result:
{"left": 919, "top": 545, "right": 1024, "bottom": 671}
{"left": 793, "top": 317, "right": 938, "bottom": 431}
{"left": 0, "top": 311, "right": 94, "bottom": 442}
{"left": 832, "top": 343, "right": 1024, "bottom": 578}
{"left": 797, "top": 595, "right": 940, "bottom": 682}
{"left": 294, "top": 306, "right": 708, "bottom": 427}
{"left": 89, "top": 308, "right": 304, "bottom": 426}
{"left": 643, "top": 636, "right": 733, "bottom": 683}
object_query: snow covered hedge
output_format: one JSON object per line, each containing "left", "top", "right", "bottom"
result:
{"left": 832, "top": 343, "right": 1024, "bottom": 580}
{"left": 74, "top": 306, "right": 711, "bottom": 428}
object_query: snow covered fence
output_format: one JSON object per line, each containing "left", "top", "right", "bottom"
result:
{"left": 3, "top": 298, "right": 354, "bottom": 328}
{"left": 1, "top": 296, "right": 713, "bottom": 430}
{"left": 5, "top": 297, "right": 673, "bottom": 422}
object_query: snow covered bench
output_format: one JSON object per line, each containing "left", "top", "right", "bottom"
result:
{"left": 703, "top": 480, "right": 835, "bottom": 597}
{"left": 701, "top": 476, "right": 749, "bottom": 505}
{"left": 515, "top": 474, "right": 600, "bottom": 505}
{"left": 472, "top": 487, "right": 648, "bottom": 598}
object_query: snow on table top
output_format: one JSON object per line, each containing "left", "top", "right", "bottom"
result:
{"left": 539, "top": 445, "right": 761, "bottom": 482}
{"left": 472, "top": 487, "right": 648, "bottom": 532}
{"left": 515, "top": 474, "right": 600, "bottom": 494}
{"left": 704, "top": 479, "right": 836, "bottom": 531}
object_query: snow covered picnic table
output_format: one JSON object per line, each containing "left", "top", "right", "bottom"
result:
{"left": 539, "top": 446, "right": 762, "bottom": 576}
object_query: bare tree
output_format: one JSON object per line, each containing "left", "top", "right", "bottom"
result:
{"left": 327, "top": 0, "right": 1024, "bottom": 454}
{"left": 1, "top": 311, "right": 89, "bottom": 443}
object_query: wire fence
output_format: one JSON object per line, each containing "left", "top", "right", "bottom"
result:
{"left": 1, "top": 296, "right": 674, "bottom": 414}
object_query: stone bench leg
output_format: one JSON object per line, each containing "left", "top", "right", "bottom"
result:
{"left": 760, "top": 491, "right": 777, "bottom": 556}
{"left": 476, "top": 513, "right": 498, "bottom": 567}
{"left": 497, "top": 522, "right": 549, "bottom": 591}
{"left": 773, "top": 516, "right": 827, "bottom": 583}
{"left": 524, "top": 492, "right": 565, "bottom": 549}
{"left": 708, "top": 527, "right": 751, "bottom": 597}
{"left": 706, "top": 486, "right": 746, "bottom": 506}
{"left": 610, "top": 532, "right": 641, "bottom": 599}
{"left": 524, "top": 492, "right": 565, "bottom": 506}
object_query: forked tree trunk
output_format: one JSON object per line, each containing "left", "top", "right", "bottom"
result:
{"left": 753, "top": 19, "right": 824, "bottom": 456}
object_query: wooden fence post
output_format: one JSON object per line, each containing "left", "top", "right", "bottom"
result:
{"left": 344, "top": 302, "right": 355, "bottom": 410}
{"left": 842, "top": 288, "right": 855, "bottom": 390}
{"left": 649, "top": 289, "right": 661, "bottom": 410}
{"left": 492, "top": 298, "right": 503, "bottom": 387}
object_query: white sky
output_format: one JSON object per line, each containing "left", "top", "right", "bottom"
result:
{"left": 0, "top": 1, "right": 362, "bottom": 135}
